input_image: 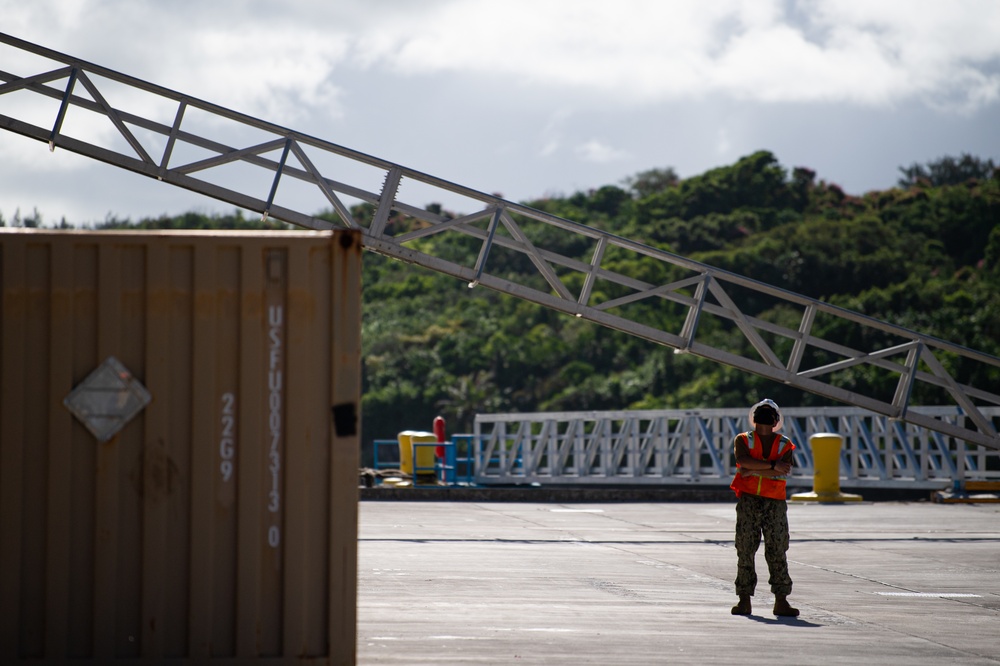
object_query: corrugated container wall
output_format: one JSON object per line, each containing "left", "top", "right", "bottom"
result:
{"left": 0, "top": 229, "right": 362, "bottom": 665}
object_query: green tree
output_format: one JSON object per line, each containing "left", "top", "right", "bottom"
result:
{"left": 623, "top": 167, "right": 679, "bottom": 198}
{"left": 898, "top": 154, "right": 998, "bottom": 188}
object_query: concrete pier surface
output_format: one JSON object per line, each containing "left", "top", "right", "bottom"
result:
{"left": 358, "top": 500, "right": 1000, "bottom": 665}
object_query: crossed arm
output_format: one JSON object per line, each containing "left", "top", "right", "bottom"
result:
{"left": 735, "top": 440, "right": 793, "bottom": 476}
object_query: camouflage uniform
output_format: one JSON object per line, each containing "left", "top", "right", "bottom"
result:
{"left": 734, "top": 492, "right": 792, "bottom": 596}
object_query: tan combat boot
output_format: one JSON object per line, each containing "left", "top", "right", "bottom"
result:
{"left": 731, "top": 594, "right": 752, "bottom": 615}
{"left": 773, "top": 595, "right": 799, "bottom": 617}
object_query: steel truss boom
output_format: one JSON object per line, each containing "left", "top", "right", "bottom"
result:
{"left": 2, "top": 32, "right": 998, "bottom": 450}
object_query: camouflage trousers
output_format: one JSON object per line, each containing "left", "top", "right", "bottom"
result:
{"left": 734, "top": 493, "right": 792, "bottom": 596}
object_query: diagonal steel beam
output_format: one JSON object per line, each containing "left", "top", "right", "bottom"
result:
{"left": 499, "top": 209, "right": 573, "bottom": 301}
{"left": 74, "top": 70, "right": 154, "bottom": 165}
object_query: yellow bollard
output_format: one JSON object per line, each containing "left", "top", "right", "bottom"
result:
{"left": 790, "top": 433, "right": 863, "bottom": 502}
{"left": 397, "top": 431, "right": 439, "bottom": 485}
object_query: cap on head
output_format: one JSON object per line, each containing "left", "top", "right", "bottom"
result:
{"left": 749, "top": 398, "right": 782, "bottom": 431}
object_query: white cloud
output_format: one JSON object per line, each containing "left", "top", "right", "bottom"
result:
{"left": 716, "top": 128, "right": 732, "bottom": 155}
{"left": 2, "top": 0, "right": 998, "bottom": 224}
{"left": 536, "top": 109, "right": 573, "bottom": 157}
{"left": 802, "top": 0, "right": 1000, "bottom": 110}
{"left": 342, "top": 0, "right": 1000, "bottom": 110}
{"left": 182, "top": 27, "right": 349, "bottom": 123}
{"left": 5, "top": 0, "right": 999, "bottom": 118}
{"left": 538, "top": 140, "right": 559, "bottom": 157}
{"left": 2, "top": 2, "right": 351, "bottom": 123}
{"left": 576, "top": 140, "right": 630, "bottom": 163}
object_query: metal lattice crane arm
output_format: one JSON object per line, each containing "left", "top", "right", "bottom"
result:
{"left": 2, "top": 32, "right": 998, "bottom": 449}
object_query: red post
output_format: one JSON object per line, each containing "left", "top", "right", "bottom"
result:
{"left": 433, "top": 416, "right": 446, "bottom": 457}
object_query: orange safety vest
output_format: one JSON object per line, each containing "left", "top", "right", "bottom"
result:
{"left": 730, "top": 431, "right": 795, "bottom": 500}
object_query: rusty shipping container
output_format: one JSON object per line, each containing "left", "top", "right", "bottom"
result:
{"left": 0, "top": 228, "right": 362, "bottom": 664}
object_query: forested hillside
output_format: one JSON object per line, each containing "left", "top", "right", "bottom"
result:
{"left": 356, "top": 151, "right": 1000, "bottom": 445}
{"left": 12, "top": 152, "right": 998, "bottom": 451}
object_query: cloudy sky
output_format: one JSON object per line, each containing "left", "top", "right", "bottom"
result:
{"left": 1, "top": 0, "right": 999, "bottom": 225}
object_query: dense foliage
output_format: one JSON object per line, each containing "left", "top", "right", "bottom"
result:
{"left": 10, "top": 152, "right": 998, "bottom": 457}
{"left": 357, "top": 152, "right": 1000, "bottom": 448}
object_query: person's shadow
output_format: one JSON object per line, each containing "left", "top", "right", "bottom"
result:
{"left": 741, "top": 615, "right": 822, "bottom": 627}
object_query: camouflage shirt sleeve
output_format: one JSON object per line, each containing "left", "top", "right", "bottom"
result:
{"left": 780, "top": 437, "right": 794, "bottom": 464}
{"left": 734, "top": 434, "right": 750, "bottom": 464}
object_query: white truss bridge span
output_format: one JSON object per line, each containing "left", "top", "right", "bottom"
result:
{"left": 471, "top": 407, "right": 1000, "bottom": 489}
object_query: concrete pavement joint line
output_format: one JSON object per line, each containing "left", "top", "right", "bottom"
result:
{"left": 852, "top": 620, "right": 1000, "bottom": 663}
{"left": 359, "top": 537, "right": 724, "bottom": 544}
{"left": 792, "top": 560, "right": 1000, "bottom": 613}
{"left": 635, "top": 539, "right": 878, "bottom": 626}
{"left": 547, "top": 502, "right": 698, "bottom": 534}
{"left": 425, "top": 635, "right": 502, "bottom": 640}
{"left": 476, "top": 502, "right": 599, "bottom": 543}
{"left": 874, "top": 592, "right": 982, "bottom": 597}
{"left": 784, "top": 536, "right": 1000, "bottom": 543}
{"left": 783, "top": 600, "right": 998, "bottom": 657}
{"left": 790, "top": 558, "right": 925, "bottom": 593}
{"left": 629, "top": 554, "right": 734, "bottom": 595}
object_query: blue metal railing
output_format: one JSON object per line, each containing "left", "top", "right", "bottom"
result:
{"left": 371, "top": 436, "right": 476, "bottom": 487}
